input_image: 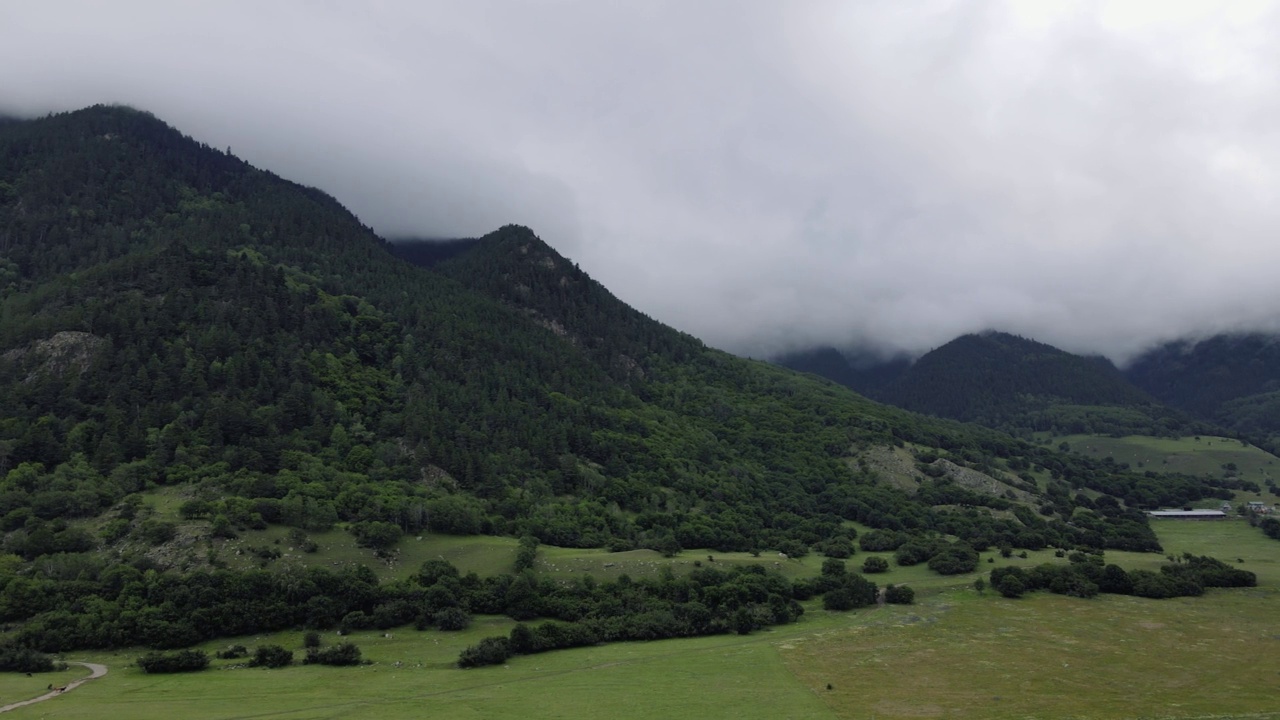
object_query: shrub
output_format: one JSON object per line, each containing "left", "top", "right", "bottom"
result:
{"left": 859, "top": 530, "right": 906, "bottom": 552}
{"left": 434, "top": 607, "right": 472, "bottom": 631}
{"left": 861, "top": 556, "right": 889, "bottom": 574}
{"left": 303, "top": 631, "right": 322, "bottom": 649}
{"left": 817, "top": 538, "right": 854, "bottom": 558}
{"left": 0, "top": 644, "right": 59, "bottom": 673}
{"left": 304, "top": 642, "right": 362, "bottom": 666}
{"left": 215, "top": 644, "right": 248, "bottom": 659}
{"left": 884, "top": 584, "right": 915, "bottom": 604}
{"left": 139, "top": 519, "right": 177, "bottom": 546}
{"left": 137, "top": 649, "right": 209, "bottom": 674}
{"left": 351, "top": 521, "right": 402, "bottom": 551}
{"left": 996, "top": 574, "right": 1025, "bottom": 599}
{"left": 928, "top": 545, "right": 979, "bottom": 575}
{"left": 457, "top": 637, "right": 511, "bottom": 668}
{"left": 894, "top": 541, "right": 936, "bottom": 567}
{"left": 513, "top": 536, "right": 539, "bottom": 572}
{"left": 248, "top": 645, "right": 293, "bottom": 668}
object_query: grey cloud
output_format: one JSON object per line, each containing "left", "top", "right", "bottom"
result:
{"left": 4, "top": 1, "right": 1280, "bottom": 363}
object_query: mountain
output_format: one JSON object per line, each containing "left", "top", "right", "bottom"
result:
{"left": 779, "top": 333, "right": 1203, "bottom": 438}
{"left": 388, "top": 237, "right": 481, "bottom": 268}
{"left": 773, "top": 346, "right": 909, "bottom": 397}
{"left": 1126, "top": 334, "right": 1280, "bottom": 450}
{"left": 0, "top": 105, "right": 1247, "bottom": 653}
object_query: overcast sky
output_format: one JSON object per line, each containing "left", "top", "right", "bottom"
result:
{"left": 4, "top": 1, "right": 1280, "bottom": 362}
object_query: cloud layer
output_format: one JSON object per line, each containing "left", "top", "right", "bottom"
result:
{"left": 4, "top": 1, "right": 1280, "bottom": 362}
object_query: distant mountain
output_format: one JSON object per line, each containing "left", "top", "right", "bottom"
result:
{"left": 779, "top": 332, "right": 1203, "bottom": 438}
{"left": 774, "top": 346, "right": 908, "bottom": 397}
{"left": 1126, "top": 334, "right": 1280, "bottom": 450}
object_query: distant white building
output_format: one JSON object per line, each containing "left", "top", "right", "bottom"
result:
{"left": 1147, "top": 509, "right": 1226, "bottom": 520}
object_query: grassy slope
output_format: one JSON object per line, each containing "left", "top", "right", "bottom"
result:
{"left": 19, "top": 521, "right": 1279, "bottom": 720}
{"left": 1054, "top": 433, "right": 1280, "bottom": 505}
{"left": 1054, "top": 433, "right": 1277, "bottom": 478}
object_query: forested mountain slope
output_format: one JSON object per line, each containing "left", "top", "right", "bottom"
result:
{"left": 0, "top": 106, "right": 1254, "bottom": 653}
{"left": 1126, "top": 334, "right": 1280, "bottom": 451}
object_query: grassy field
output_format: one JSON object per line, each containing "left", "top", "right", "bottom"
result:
{"left": 1055, "top": 433, "right": 1280, "bottom": 493}
{"left": 16, "top": 520, "right": 1279, "bottom": 719}
{"left": 783, "top": 589, "right": 1280, "bottom": 720}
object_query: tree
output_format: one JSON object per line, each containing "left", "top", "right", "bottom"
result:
{"left": 248, "top": 645, "right": 293, "bottom": 668}
{"left": 861, "top": 556, "right": 889, "bottom": 574}
{"left": 996, "top": 574, "right": 1025, "bottom": 599}
{"left": 884, "top": 584, "right": 914, "bottom": 604}
{"left": 434, "top": 607, "right": 471, "bottom": 631}
{"left": 973, "top": 577, "right": 986, "bottom": 594}
{"left": 927, "top": 545, "right": 979, "bottom": 575}
{"left": 304, "top": 642, "right": 362, "bottom": 666}
{"left": 821, "top": 558, "right": 847, "bottom": 577}
{"left": 457, "top": 637, "right": 510, "bottom": 668}
{"left": 137, "top": 649, "right": 209, "bottom": 674}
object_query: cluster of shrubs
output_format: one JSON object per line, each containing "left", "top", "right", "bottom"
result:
{"left": 151, "top": 635, "right": 360, "bottom": 673}
{"left": 989, "top": 553, "right": 1255, "bottom": 600}
{"left": 858, "top": 532, "right": 980, "bottom": 576}
{"left": 137, "top": 649, "right": 210, "bottom": 674}
{"left": 458, "top": 621, "right": 600, "bottom": 668}
{"left": 0, "top": 643, "right": 61, "bottom": 673}
{"left": 1260, "top": 516, "right": 1280, "bottom": 541}
{"left": 304, "top": 643, "right": 362, "bottom": 666}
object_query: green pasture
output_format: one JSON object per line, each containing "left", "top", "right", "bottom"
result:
{"left": 783, "top": 588, "right": 1280, "bottom": 720}
{"left": 19, "top": 516, "right": 1278, "bottom": 719}
{"left": 1056, "top": 433, "right": 1280, "bottom": 489}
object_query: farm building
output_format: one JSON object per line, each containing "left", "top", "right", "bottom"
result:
{"left": 1246, "top": 501, "right": 1272, "bottom": 514}
{"left": 1147, "top": 509, "right": 1226, "bottom": 520}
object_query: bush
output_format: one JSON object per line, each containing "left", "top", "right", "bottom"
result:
{"left": 139, "top": 519, "right": 177, "bottom": 546}
{"left": 137, "top": 649, "right": 209, "bottom": 674}
{"left": 996, "top": 574, "right": 1025, "bottom": 599}
{"left": 822, "top": 588, "right": 858, "bottom": 611}
{"left": 861, "top": 556, "right": 889, "bottom": 574}
{"left": 304, "top": 642, "right": 362, "bottom": 666}
{"left": 927, "top": 545, "right": 979, "bottom": 575}
{"left": 351, "top": 521, "right": 402, "bottom": 551}
{"left": 434, "top": 607, "right": 472, "bottom": 631}
{"left": 0, "top": 644, "right": 59, "bottom": 673}
{"left": 822, "top": 573, "right": 878, "bottom": 611}
{"left": 514, "top": 536, "right": 539, "bottom": 572}
{"left": 859, "top": 530, "right": 906, "bottom": 552}
{"left": 817, "top": 538, "right": 854, "bottom": 558}
{"left": 458, "top": 637, "right": 511, "bottom": 668}
{"left": 894, "top": 542, "right": 935, "bottom": 567}
{"left": 248, "top": 645, "right": 293, "bottom": 668}
{"left": 303, "top": 631, "right": 322, "bottom": 649}
{"left": 1260, "top": 516, "right": 1280, "bottom": 540}
{"left": 883, "top": 584, "right": 915, "bottom": 604}
{"left": 215, "top": 644, "right": 248, "bottom": 659}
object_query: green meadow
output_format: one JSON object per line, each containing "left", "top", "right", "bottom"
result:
{"left": 14, "top": 520, "right": 1280, "bottom": 720}
{"left": 1055, "top": 433, "right": 1280, "bottom": 494}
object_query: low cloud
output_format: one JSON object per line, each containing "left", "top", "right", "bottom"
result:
{"left": 5, "top": 1, "right": 1280, "bottom": 363}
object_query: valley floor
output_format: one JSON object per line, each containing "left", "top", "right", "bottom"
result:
{"left": 8, "top": 522, "right": 1280, "bottom": 720}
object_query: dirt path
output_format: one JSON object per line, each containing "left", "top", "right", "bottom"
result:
{"left": 0, "top": 662, "right": 107, "bottom": 713}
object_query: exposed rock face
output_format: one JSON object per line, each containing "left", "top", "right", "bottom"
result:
{"left": 3, "top": 331, "right": 107, "bottom": 381}
{"left": 932, "top": 459, "right": 1036, "bottom": 503}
